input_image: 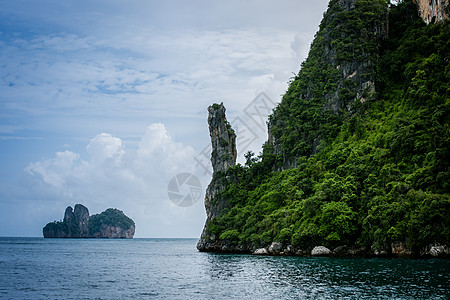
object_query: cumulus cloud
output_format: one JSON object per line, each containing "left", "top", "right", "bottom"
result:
{"left": 26, "top": 151, "right": 80, "bottom": 189}
{"left": 86, "top": 133, "right": 124, "bottom": 164}
{"left": 24, "top": 124, "right": 203, "bottom": 237}
{"left": 0, "top": 0, "right": 331, "bottom": 236}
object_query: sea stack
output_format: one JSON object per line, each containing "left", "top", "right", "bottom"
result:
{"left": 197, "top": 103, "right": 237, "bottom": 251}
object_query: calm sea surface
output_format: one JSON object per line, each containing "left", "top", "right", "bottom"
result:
{"left": 0, "top": 237, "right": 448, "bottom": 299}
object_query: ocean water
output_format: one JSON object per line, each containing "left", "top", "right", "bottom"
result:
{"left": 0, "top": 238, "right": 448, "bottom": 299}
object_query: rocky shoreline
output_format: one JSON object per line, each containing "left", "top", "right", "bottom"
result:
{"left": 196, "top": 103, "right": 449, "bottom": 259}
{"left": 199, "top": 240, "right": 449, "bottom": 258}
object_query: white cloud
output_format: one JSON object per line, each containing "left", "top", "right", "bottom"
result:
{"left": 86, "top": 133, "right": 124, "bottom": 164}
{"left": 25, "top": 151, "right": 80, "bottom": 189}
{"left": 23, "top": 124, "right": 203, "bottom": 237}
{"left": 0, "top": 0, "right": 331, "bottom": 237}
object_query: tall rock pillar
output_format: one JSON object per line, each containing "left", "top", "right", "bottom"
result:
{"left": 74, "top": 204, "right": 90, "bottom": 237}
{"left": 197, "top": 103, "right": 237, "bottom": 252}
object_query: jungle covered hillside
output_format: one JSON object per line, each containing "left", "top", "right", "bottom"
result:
{"left": 202, "top": 0, "right": 449, "bottom": 256}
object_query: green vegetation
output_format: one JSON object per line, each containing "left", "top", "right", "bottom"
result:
{"left": 211, "top": 103, "right": 222, "bottom": 110}
{"left": 269, "top": 0, "right": 386, "bottom": 160}
{"left": 88, "top": 208, "right": 135, "bottom": 234}
{"left": 43, "top": 220, "right": 73, "bottom": 236}
{"left": 208, "top": 0, "right": 450, "bottom": 253}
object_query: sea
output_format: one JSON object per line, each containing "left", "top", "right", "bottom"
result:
{"left": 0, "top": 238, "right": 448, "bottom": 299}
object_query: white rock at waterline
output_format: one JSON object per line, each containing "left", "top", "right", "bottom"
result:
{"left": 311, "top": 246, "right": 331, "bottom": 256}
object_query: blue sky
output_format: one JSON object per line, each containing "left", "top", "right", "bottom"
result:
{"left": 0, "top": 0, "right": 329, "bottom": 237}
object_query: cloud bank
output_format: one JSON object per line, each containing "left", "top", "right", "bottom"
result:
{"left": 0, "top": 0, "right": 330, "bottom": 237}
{"left": 23, "top": 124, "right": 204, "bottom": 237}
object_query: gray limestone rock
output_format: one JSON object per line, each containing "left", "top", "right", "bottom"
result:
{"left": 311, "top": 246, "right": 332, "bottom": 256}
{"left": 197, "top": 103, "right": 237, "bottom": 252}
{"left": 253, "top": 248, "right": 269, "bottom": 255}
{"left": 267, "top": 0, "right": 388, "bottom": 171}
{"left": 207, "top": 103, "right": 237, "bottom": 174}
{"left": 74, "top": 204, "right": 90, "bottom": 237}
{"left": 268, "top": 242, "right": 283, "bottom": 254}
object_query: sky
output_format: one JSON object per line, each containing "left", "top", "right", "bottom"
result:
{"left": 0, "top": 0, "right": 329, "bottom": 238}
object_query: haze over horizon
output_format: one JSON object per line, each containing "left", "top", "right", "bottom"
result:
{"left": 0, "top": 0, "right": 329, "bottom": 238}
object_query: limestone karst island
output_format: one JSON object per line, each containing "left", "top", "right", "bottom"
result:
{"left": 43, "top": 204, "right": 135, "bottom": 238}
{"left": 197, "top": 0, "right": 450, "bottom": 258}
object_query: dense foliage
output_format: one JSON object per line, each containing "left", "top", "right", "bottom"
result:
{"left": 88, "top": 208, "right": 135, "bottom": 234}
{"left": 209, "top": 0, "right": 450, "bottom": 253}
{"left": 43, "top": 220, "right": 79, "bottom": 236}
{"left": 269, "top": 0, "right": 386, "bottom": 161}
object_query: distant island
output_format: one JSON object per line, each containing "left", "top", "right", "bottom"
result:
{"left": 43, "top": 204, "right": 135, "bottom": 238}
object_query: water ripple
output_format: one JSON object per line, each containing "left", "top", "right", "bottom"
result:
{"left": 0, "top": 238, "right": 448, "bottom": 299}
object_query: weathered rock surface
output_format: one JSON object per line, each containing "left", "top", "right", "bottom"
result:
{"left": 268, "top": 0, "right": 388, "bottom": 171}
{"left": 311, "top": 246, "right": 332, "bottom": 256}
{"left": 253, "top": 248, "right": 269, "bottom": 255}
{"left": 74, "top": 204, "right": 90, "bottom": 237}
{"left": 390, "top": 241, "right": 413, "bottom": 257}
{"left": 90, "top": 224, "right": 135, "bottom": 239}
{"left": 207, "top": 103, "right": 237, "bottom": 174}
{"left": 421, "top": 244, "right": 449, "bottom": 257}
{"left": 413, "top": 0, "right": 449, "bottom": 24}
{"left": 268, "top": 242, "right": 283, "bottom": 254}
{"left": 43, "top": 204, "right": 135, "bottom": 239}
{"left": 197, "top": 103, "right": 238, "bottom": 252}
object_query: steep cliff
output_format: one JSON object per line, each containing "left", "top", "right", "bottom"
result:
{"left": 197, "top": 103, "right": 237, "bottom": 252}
{"left": 268, "top": 0, "right": 388, "bottom": 170}
{"left": 74, "top": 204, "right": 90, "bottom": 237}
{"left": 88, "top": 208, "right": 135, "bottom": 239}
{"left": 43, "top": 205, "right": 135, "bottom": 238}
{"left": 413, "top": 0, "right": 449, "bottom": 24}
{"left": 197, "top": 0, "right": 450, "bottom": 258}
{"left": 63, "top": 206, "right": 78, "bottom": 237}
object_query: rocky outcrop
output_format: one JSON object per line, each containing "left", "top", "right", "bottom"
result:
{"left": 88, "top": 208, "right": 135, "bottom": 239}
{"left": 413, "top": 0, "right": 449, "bottom": 24}
{"left": 253, "top": 248, "right": 269, "bottom": 255}
{"left": 63, "top": 206, "right": 77, "bottom": 237}
{"left": 43, "top": 204, "right": 135, "bottom": 239}
{"left": 90, "top": 224, "right": 135, "bottom": 239}
{"left": 197, "top": 103, "right": 237, "bottom": 252}
{"left": 268, "top": 242, "right": 284, "bottom": 254}
{"left": 311, "top": 246, "right": 332, "bottom": 256}
{"left": 196, "top": 2, "right": 449, "bottom": 258}
{"left": 207, "top": 103, "right": 237, "bottom": 174}
{"left": 267, "top": 0, "right": 388, "bottom": 171}
{"left": 74, "top": 204, "right": 89, "bottom": 237}
{"left": 43, "top": 205, "right": 89, "bottom": 238}
{"left": 421, "top": 244, "right": 450, "bottom": 257}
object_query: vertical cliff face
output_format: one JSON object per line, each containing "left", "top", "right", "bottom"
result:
{"left": 74, "top": 204, "right": 90, "bottom": 237}
{"left": 44, "top": 204, "right": 90, "bottom": 238}
{"left": 63, "top": 206, "right": 78, "bottom": 237}
{"left": 197, "top": 103, "right": 237, "bottom": 252}
{"left": 267, "top": 0, "right": 388, "bottom": 171}
{"left": 207, "top": 103, "right": 237, "bottom": 174}
{"left": 413, "top": 0, "right": 449, "bottom": 24}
